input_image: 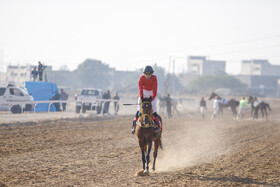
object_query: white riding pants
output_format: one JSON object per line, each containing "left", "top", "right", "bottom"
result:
{"left": 137, "top": 89, "right": 157, "bottom": 113}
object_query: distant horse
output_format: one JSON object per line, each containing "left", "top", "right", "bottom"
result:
{"left": 135, "top": 97, "right": 163, "bottom": 175}
{"left": 158, "top": 96, "right": 181, "bottom": 115}
{"left": 248, "top": 96, "right": 271, "bottom": 120}
{"left": 208, "top": 92, "right": 239, "bottom": 118}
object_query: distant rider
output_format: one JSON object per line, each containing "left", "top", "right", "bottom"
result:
{"left": 131, "top": 65, "right": 161, "bottom": 134}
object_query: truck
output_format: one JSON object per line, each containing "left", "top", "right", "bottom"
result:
{"left": 0, "top": 84, "right": 34, "bottom": 113}
{"left": 75, "top": 88, "right": 103, "bottom": 114}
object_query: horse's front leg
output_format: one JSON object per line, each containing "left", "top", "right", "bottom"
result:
{"left": 141, "top": 149, "right": 146, "bottom": 170}
{"left": 144, "top": 142, "right": 152, "bottom": 175}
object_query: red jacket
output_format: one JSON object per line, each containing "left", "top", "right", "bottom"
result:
{"left": 138, "top": 74, "right": 158, "bottom": 100}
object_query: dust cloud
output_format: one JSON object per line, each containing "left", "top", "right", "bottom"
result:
{"left": 157, "top": 119, "right": 230, "bottom": 172}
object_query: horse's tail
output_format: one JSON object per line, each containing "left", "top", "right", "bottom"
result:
{"left": 159, "top": 138, "right": 163, "bottom": 150}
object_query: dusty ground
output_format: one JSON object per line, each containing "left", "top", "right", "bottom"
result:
{"left": 0, "top": 103, "right": 280, "bottom": 186}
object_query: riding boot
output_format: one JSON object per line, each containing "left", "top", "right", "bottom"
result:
{"left": 131, "top": 111, "right": 139, "bottom": 134}
{"left": 152, "top": 112, "right": 161, "bottom": 133}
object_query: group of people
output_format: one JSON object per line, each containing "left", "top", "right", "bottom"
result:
{"left": 50, "top": 89, "right": 69, "bottom": 111}
{"left": 31, "top": 61, "right": 45, "bottom": 82}
{"left": 199, "top": 95, "right": 262, "bottom": 119}
{"left": 102, "top": 90, "right": 120, "bottom": 115}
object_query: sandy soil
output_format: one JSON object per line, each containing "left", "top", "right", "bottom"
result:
{"left": 0, "top": 104, "right": 280, "bottom": 186}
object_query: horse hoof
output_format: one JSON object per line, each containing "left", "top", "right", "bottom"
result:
{"left": 143, "top": 170, "right": 150, "bottom": 176}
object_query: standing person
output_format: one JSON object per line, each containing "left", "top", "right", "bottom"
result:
{"left": 212, "top": 96, "right": 219, "bottom": 119}
{"left": 31, "top": 67, "right": 38, "bottom": 81}
{"left": 38, "top": 61, "right": 43, "bottom": 81}
{"left": 102, "top": 91, "right": 108, "bottom": 114}
{"left": 106, "top": 90, "right": 111, "bottom": 113}
{"left": 103, "top": 90, "right": 111, "bottom": 114}
{"left": 113, "top": 92, "right": 120, "bottom": 115}
{"left": 237, "top": 96, "right": 248, "bottom": 119}
{"left": 50, "top": 90, "right": 61, "bottom": 111}
{"left": 60, "top": 89, "right": 69, "bottom": 111}
{"left": 200, "top": 97, "right": 207, "bottom": 119}
{"left": 166, "top": 94, "right": 172, "bottom": 118}
{"left": 253, "top": 97, "right": 260, "bottom": 119}
{"left": 131, "top": 65, "right": 161, "bottom": 134}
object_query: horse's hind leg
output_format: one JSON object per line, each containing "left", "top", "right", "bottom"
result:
{"left": 264, "top": 108, "right": 268, "bottom": 120}
{"left": 261, "top": 108, "right": 265, "bottom": 119}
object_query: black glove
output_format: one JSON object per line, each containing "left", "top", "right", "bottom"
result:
{"left": 148, "top": 96, "right": 152, "bottom": 102}
{"left": 141, "top": 96, "right": 144, "bottom": 102}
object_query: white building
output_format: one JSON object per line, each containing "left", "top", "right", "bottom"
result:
{"left": 0, "top": 64, "right": 52, "bottom": 86}
{"left": 187, "top": 56, "right": 226, "bottom": 75}
{"left": 241, "top": 59, "right": 280, "bottom": 76}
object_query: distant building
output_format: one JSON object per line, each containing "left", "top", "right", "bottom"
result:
{"left": 235, "top": 75, "right": 280, "bottom": 97}
{"left": 241, "top": 59, "right": 280, "bottom": 76}
{"left": 187, "top": 56, "right": 226, "bottom": 75}
{"left": 3, "top": 64, "right": 52, "bottom": 85}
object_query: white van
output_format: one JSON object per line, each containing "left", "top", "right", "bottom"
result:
{"left": 0, "top": 84, "right": 34, "bottom": 113}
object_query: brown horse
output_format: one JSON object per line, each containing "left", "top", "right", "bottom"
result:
{"left": 209, "top": 91, "right": 239, "bottom": 118}
{"left": 135, "top": 97, "right": 163, "bottom": 175}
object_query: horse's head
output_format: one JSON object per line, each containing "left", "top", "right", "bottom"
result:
{"left": 141, "top": 97, "right": 153, "bottom": 126}
{"left": 248, "top": 96, "right": 254, "bottom": 103}
{"left": 209, "top": 92, "right": 221, "bottom": 100}
{"left": 209, "top": 92, "right": 216, "bottom": 100}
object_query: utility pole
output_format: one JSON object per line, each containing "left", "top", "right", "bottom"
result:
{"left": 173, "top": 59, "right": 175, "bottom": 94}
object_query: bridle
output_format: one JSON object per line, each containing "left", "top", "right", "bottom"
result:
{"left": 139, "top": 101, "right": 154, "bottom": 128}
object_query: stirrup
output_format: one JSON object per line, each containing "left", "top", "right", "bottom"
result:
{"left": 131, "top": 127, "right": 135, "bottom": 134}
{"left": 131, "top": 120, "right": 136, "bottom": 134}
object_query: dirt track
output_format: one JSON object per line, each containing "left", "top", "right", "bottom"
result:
{"left": 0, "top": 107, "right": 280, "bottom": 186}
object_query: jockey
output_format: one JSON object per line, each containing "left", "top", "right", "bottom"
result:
{"left": 131, "top": 65, "right": 161, "bottom": 134}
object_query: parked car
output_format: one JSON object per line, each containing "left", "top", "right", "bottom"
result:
{"left": 0, "top": 84, "right": 34, "bottom": 113}
{"left": 75, "top": 88, "right": 103, "bottom": 114}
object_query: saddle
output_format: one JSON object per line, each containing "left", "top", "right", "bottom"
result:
{"left": 221, "top": 98, "right": 228, "bottom": 104}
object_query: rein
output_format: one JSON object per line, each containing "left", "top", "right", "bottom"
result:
{"left": 138, "top": 101, "right": 155, "bottom": 128}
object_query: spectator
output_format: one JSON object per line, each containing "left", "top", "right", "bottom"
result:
{"left": 113, "top": 92, "right": 120, "bottom": 115}
{"left": 166, "top": 94, "right": 172, "bottom": 118}
{"left": 237, "top": 96, "right": 248, "bottom": 119}
{"left": 50, "top": 90, "right": 61, "bottom": 111}
{"left": 200, "top": 97, "right": 207, "bottom": 119}
{"left": 212, "top": 96, "right": 219, "bottom": 119}
{"left": 31, "top": 67, "right": 38, "bottom": 81}
{"left": 103, "top": 90, "right": 111, "bottom": 114}
{"left": 60, "top": 89, "right": 69, "bottom": 111}
{"left": 253, "top": 97, "right": 260, "bottom": 119}
{"left": 38, "top": 61, "right": 43, "bottom": 81}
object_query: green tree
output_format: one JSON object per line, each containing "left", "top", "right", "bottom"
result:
{"left": 187, "top": 74, "right": 248, "bottom": 94}
{"left": 73, "top": 59, "right": 113, "bottom": 89}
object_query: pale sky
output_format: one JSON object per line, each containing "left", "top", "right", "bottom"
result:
{"left": 1, "top": 0, "right": 280, "bottom": 74}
